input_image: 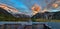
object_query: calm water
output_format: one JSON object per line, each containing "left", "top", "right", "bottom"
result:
{"left": 0, "top": 22, "right": 60, "bottom": 29}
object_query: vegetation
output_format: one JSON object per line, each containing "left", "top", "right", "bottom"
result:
{"left": 31, "top": 17, "right": 60, "bottom": 22}
{"left": 0, "top": 13, "right": 30, "bottom": 22}
{"left": 0, "top": 13, "right": 60, "bottom": 22}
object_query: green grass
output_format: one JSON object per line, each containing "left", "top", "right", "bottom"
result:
{"left": 32, "top": 18, "right": 60, "bottom": 22}
{"left": 0, "top": 13, "right": 60, "bottom": 22}
{"left": 0, "top": 13, "right": 30, "bottom": 22}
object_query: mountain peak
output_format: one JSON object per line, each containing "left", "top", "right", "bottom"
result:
{"left": 0, "top": 4, "right": 19, "bottom": 13}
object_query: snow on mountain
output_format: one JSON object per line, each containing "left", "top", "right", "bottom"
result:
{"left": 0, "top": 4, "right": 31, "bottom": 18}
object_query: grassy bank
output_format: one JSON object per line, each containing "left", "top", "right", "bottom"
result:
{"left": 32, "top": 18, "right": 60, "bottom": 22}
{"left": 0, "top": 13, "right": 60, "bottom": 22}
{"left": 0, "top": 13, "right": 30, "bottom": 22}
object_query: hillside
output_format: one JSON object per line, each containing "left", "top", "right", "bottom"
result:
{"left": 31, "top": 11, "right": 60, "bottom": 22}
{"left": 0, "top": 7, "right": 30, "bottom": 21}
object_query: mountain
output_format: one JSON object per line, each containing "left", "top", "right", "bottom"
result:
{"left": 0, "top": 7, "right": 12, "bottom": 15}
{"left": 0, "top": 8, "right": 31, "bottom": 21}
{"left": 31, "top": 11, "right": 60, "bottom": 20}
{"left": 0, "top": 4, "right": 31, "bottom": 21}
{"left": 0, "top": 4, "right": 31, "bottom": 18}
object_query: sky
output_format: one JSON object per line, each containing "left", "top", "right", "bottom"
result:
{"left": 0, "top": 0, "right": 47, "bottom": 15}
{"left": 0, "top": 0, "right": 60, "bottom": 15}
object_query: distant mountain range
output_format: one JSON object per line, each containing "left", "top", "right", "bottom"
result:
{"left": 32, "top": 11, "right": 60, "bottom": 20}
{"left": 0, "top": 4, "right": 31, "bottom": 18}
{"left": 0, "top": 6, "right": 60, "bottom": 19}
{"left": 0, "top": 4, "right": 60, "bottom": 20}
